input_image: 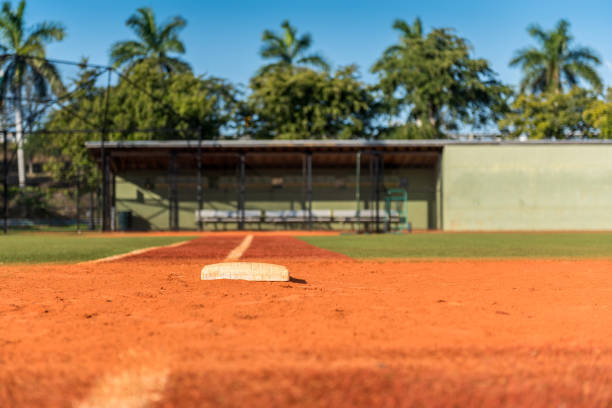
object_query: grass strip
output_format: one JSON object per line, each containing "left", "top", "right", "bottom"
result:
{"left": 299, "top": 232, "right": 612, "bottom": 259}
{"left": 0, "top": 234, "right": 195, "bottom": 264}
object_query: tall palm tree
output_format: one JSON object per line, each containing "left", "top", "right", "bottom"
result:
{"left": 0, "top": 0, "right": 65, "bottom": 188}
{"left": 260, "top": 20, "right": 329, "bottom": 73}
{"left": 510, "top": 19, "right": 601, "bottom": 94}
{"left": 110, "top": 7, "right": 190, "bottom": 73}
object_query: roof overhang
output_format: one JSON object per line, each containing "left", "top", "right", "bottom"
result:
{"left": 85, "top": 139, "right": 445, "bottom": 171}
{"left": 85, "top": 138, "right": 612, "bottom": 172}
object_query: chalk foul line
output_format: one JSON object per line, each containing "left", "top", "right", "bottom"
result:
{"left": 79, "top": 239, "right": 192, "bottom": 265}
{"left": 224, "top": 234, "right": 253, "bottom": 261}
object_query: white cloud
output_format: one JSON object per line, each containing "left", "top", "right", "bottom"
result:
{"left": 606, "top": 61, "right": 612, "bottom": 72}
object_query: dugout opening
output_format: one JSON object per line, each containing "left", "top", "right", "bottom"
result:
{"left": 86, "top": 140, "right": 443, "bottom": 231}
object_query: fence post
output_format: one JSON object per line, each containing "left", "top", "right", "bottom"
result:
{"left": 3, "top": 129, "right": 7, "bottom": 234}
{"left": 238, "top": 152, "right": 246, "bottom": 230}
{"left": 75, "top": 167, "right": 80, "bottom": 233}
{"left": 197, "top": 127, "right": 203, "bottom": 231}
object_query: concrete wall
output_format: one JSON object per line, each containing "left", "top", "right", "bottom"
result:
{"left": 442, "top": 145, "right": 612, "bottom": 230}
{"left": 115, "top": 166, "right": 438, "bottom": 230}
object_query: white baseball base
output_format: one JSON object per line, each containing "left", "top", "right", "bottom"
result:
{"left": 201, "top": 262, "right": 289, "bottom": 281}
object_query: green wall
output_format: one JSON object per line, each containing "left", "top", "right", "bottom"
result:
{"left": 115, "top": 166, "right": 437, "bottom": 230}
{"left": 442, "top": 144, "right": 612, "bottom": 231}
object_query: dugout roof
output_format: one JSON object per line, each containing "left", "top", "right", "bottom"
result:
{"left": 85, "top": 139, "right": 445, "bottom": 171}
{"left": 85, "top": 138, "right": 612, "bottom": 172}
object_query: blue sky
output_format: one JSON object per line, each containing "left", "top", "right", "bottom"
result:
{"left": 27, "top": 0, "right": 612, "bottom": 91}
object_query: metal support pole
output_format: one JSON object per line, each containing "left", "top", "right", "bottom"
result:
{"left": 168, "top": 151, "right": 178, "bottom": 231}
{"left": 306, "top": 152, "right": 312, "bottom": 229}
{"left": 196, "top": 127, "right": 203, "bottom": 231}
{"left": 75, "top": 167, "right": 80, "bottom": 233}
{"left": 89, "top": 187, "right": 94, "bottom": 230}
{"left": 96, "top": 186, "right": 100, "bottom": 230}
{"left": 100, "top": 68, "right": 112, "bottom": 231}
{"left": 3, "top": 130, "right": 7, "bottom": 234}
{"left": 374, "top": 153, "right": 380, "bottom": 233}
{"left": 355, "top": 151, "right": 361, "bottom": 232}
{"left": 168, "top": 152, "right": 172, "bottom": 231}
{"left": 111, "top": 170, "right": 116, "bottom": 231}
{"left": 302, "top": 154, "right": 307, "bottom": 211}
{"left": 174, "top": 165, "right": 179, "bottom": 231}
{"left": 238, "top": 153, "right": 246, "bottom": 230}
{"left": 103, "top": 153, "right": 111, "bottom": 231}
{"left": 380, "top": 152, "right": 385, "bottom": 232}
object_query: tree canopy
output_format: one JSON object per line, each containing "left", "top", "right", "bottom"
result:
{"left": 499, "top": 87, "right": 599, "bottom": 139}
{"left": 259, "top": 20, "right": 329, "bottom": 73}
{"left": 0, "top": 0, "right": 65, "bottom": 188}
{"left": 110, "top": 7, "right": 190, "bottom": 73}
{"left": 510, "top": 19, "right": 602, "bottom": 94}
{"left": 372, "top": 18, "right": 511, "bottom": 136}
{"left": 247, "top": 65, "right": 375, "bottom": 139}
{"left": 42, "top": 60, "right": 241, "bottom": 186}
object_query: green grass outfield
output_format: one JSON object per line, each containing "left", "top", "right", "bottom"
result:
{"left": 299, "top": 232, "right": 612, "bottom": 259}
{"left": 0, "top": 234, "right": 195, "bottom": 264}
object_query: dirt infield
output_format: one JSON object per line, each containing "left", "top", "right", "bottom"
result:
{"left": 1, "top": 234, "right": 612, "bottom": 407}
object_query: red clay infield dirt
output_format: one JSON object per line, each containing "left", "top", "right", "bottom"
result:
{"left": 1, "top": 233, "right": 612, "bottom": 407}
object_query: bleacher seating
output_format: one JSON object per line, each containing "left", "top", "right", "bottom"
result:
{"left": 195, "top": 208, "right": 403, "bottom": 230}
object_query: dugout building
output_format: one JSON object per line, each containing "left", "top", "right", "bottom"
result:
{"left": 85, "top": 139, "right": 612, "bottom": 231}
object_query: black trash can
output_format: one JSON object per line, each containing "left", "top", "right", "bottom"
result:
{"left": 117, "top": 211, "right": 132, "bottom": 231}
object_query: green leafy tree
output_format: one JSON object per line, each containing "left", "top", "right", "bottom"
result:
{"left": 43, "top": 60, "right": 241, "bottom": 185}
{"left": 38, "top": 60, "right": 104, "bottom": 190}
{"left": 499, "top": 87, "right": 598, "bottom": 139}
{"left": 372, "top": 18, "right": 510, "bottom": 137}
{"left": 110, "top": 7, "right": 190, "bottom": 73}
{"left": 0, "top": 0, "right": 65, "bottom": 188}
{"left": 259, "top": 20, "right": 329, "bottom": 73}
{"left": 583, "top": 88, "right": 612, "bottom": 138}
{"left": 248, "top": 65, "right": 374, "bottom": 139}
{"left": 510, "top": 19, "right": 601, "bottom": 94}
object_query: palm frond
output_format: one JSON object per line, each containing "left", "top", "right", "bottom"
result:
{"left": 162, "top": 56, "right": 191, "bottom": 73}
{"left": 295, "top": 33, "right": 312, "bottom": 57}
{"left": 30, "top": 58, "right": 65, "bottom": 96}
{"left": 526, "top": 23, "right": 548, "bottom": 45}
{"left": 565, "top": 61, "right": 603, "bottom": 92}
{"left": 159, "top": 15, "right": 187, "bottom": 42}
{"left": 512, "top": 19, "right": 601, "bottom": 94}
{"left": 509, "top": 47, "right": 546, "bottom": 68}
{"left": 110, "top": 40, "right": 148, "bottom": 67}
{"left": 566, "top": 46, "right": 601, "bottom": 64}
{"left": 24, "top": 22, "right": 65, "bottom": 49}
{"left": 160, "top": 35, "right": 185, "bottom": 54}
{"left": 297, "top": 54, "right": 330, "bottom": 71}
{"left": 116, "top": 7, "right": 188, "bottom": 73}
{"left": 126, "top": 7, "right": 157, "bottom": 49}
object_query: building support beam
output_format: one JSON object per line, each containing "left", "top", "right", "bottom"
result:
{"left": 3, "top": 130, "right": 7, "bottom": 234}
{"left": 306, "top": 152, "right": 313, "bottom": 229}
{"left": 196, "top": 128, "right": 203, "bottom": 231}
{"left": 374, "top": 153, "right": 380, "bottom": 233}
{"left": 100, "top": 68, "right": 112, "bottom": 232}
{"left": 111, "top": 169, "right": 116, "bottom": 231}
{"left": 435, "top": 151, "right": 443, "bottom": 230}
{"left": 102, "top": 152, "right": 111, "bottom": 231}
{"left": 168, "top": 151, "right": 178, "bottom": 231}
{"left": 75, "top": 168, "right": 80, "bottom": 233}
{"left": 89, "top": 188, "right": 95, "bottom": 230}
{"left": 238, "top": 152, "right": 246, "bottom": 230}
{"left": 355, "top": 151, "right": 361, "bottom": 232}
